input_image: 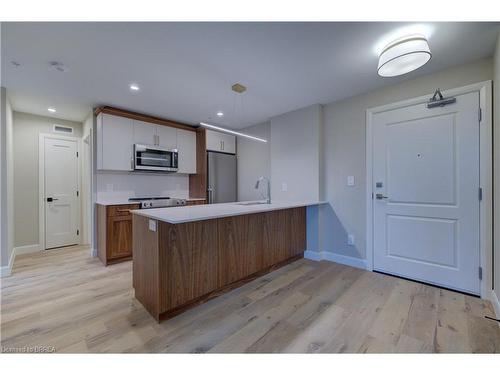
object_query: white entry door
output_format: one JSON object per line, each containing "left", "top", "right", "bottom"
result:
{"left": 372, "top": 91, "right": 480, "bottom": 295}
{"left": 44, "top": 137, "right": 79, "bottom": 249}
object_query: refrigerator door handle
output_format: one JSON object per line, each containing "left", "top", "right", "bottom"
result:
{"left": 207, "top": 186, "right": 214, "bottom": 204}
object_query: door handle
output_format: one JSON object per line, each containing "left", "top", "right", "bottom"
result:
{"left": 375, "top": 193, "right": 389, "bottom": 200}
{"left": 47, "top": 197, "right": 59, "bottom": 202}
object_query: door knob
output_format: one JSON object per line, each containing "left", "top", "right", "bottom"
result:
{"left": 375, "top": 193, "right": 389, "bottom": 200}
{"left": 47, "top": 197, "right": 59, "bottom": 202}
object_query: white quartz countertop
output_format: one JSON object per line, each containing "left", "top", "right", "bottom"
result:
{"left": 95, "top": 197, "right": 204, "bottom": 206}
{"left": 131, "top": 200, "right": 326, "bottom": 224}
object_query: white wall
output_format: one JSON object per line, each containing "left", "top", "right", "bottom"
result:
{"left": 493, "top": 36, "right": 500, "bottom": 303}
{"left": 320, "top": 58, "right": 493, "bottom": 260}
{"left": 0, "top": 87, "right": 14, "bottom": 271}
{"left": 270, "top": 104, "right": 322, "bottom": 202}
{"left": 81, "top": 112, "right": 93, "bottom": 245}
{"left": 237, "top": 121, "right": 271, "bottom": 201}
{"left": 12, "top": 112, "right": 83, "bottom": 248}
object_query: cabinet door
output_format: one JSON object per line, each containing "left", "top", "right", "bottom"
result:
{"left": 176, "top": 129, "right": 197, "bottom": 174}
{"left": 156, "top": 125, "right": 177, "bottom": 150}
{"left": 107, "top": 215, "right": 133, "bottom": 259}
{"left": 220, "top": 133, "right": 236, "bottom": 154}
{"left": 100, "top": 114, "right": 134, "bottom": 171}
{"left": 133, "top": 120, "right": 157, "bottom": 145}
{"left": 205, "top": 129, "right": 222, "bottom": 152}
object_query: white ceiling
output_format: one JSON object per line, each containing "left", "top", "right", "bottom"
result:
{"left": 1, "top": 22, "right": 499, "bottom": 128}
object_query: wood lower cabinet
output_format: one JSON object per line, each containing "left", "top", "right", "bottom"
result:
{"left": 97, "top": 203, "right": 140, "bottom": 265}
{"left": 186, "top": 199, "right": 206, "bottom": 206}
{"left": 132, "top": 207, "right": 306, "bottom": 321}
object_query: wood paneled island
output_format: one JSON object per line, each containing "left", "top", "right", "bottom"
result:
{"left": 131, "top": 201, "right": 320, "bottom": 321}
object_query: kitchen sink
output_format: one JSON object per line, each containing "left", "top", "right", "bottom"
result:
{"left": 236, "top": 202, "right": 270, "bottom": 206}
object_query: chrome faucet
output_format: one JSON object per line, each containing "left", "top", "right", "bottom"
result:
{"left": 255, "top": 176, "right": 271, "bottom": 204}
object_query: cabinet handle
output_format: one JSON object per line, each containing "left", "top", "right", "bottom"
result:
{"left": 116, "top": 209, "right": 131, "bottom": 213}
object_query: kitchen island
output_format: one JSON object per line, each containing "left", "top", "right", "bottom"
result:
{"left": 131, "top": 201, "right": 322, "bottom": 321}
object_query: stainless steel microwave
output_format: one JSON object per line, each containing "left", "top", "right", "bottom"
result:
{"left": 134, "top": 144, "right": 178, "bottom": 172}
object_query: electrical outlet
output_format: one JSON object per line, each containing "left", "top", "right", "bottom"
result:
{"left": 347, "top": 234, "right": 355, "bottom": 246}
{"left": 281, "top": 182, "right": 288, "bottom": 192}
{"left": 347, "top": 176, "right": 355, "bottom": 186}
{"left": 149, "top": 219, "right": 157, "bottom": 232}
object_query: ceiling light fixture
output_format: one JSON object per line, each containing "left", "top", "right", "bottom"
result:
{"left": 48, "top": 108, "right": 56, "bottom": 113}
{"left": 129, "top": 84, "right": 140, "bottom": 91}
{"left": 216, "top": 111, "right": 224, "bottom": 117}
{"left": 200, "top": 122, "right": 267, "bottom": 143}
{"left": 50, "top": 61, "right": 69, "bottom": 73}
{"left": 377, "top": 35, "right": 431, "bottom": 77}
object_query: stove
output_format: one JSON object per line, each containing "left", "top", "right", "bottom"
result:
{"left": 129, "top": 196, "right": 187, "bottom": 209}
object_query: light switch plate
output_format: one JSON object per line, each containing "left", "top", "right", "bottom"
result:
{"left": 281, "top": 182, "right": 288, "bottom": 192}
{"left": 149, "top": 219, "right": 157, "bottom": 232}
{"left": 347, "top": 176, "right": 355, "bottom": 186}
{"left": 347, "top": 234, "right": 355, "bottom": 246}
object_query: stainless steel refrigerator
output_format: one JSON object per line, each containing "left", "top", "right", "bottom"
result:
{"left": 207, "top": 151, "right": 237, "bottom": 204}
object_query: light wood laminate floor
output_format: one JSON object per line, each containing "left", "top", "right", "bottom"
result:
{"left": 1, "top": 245, "right": 499, "bottom": 353}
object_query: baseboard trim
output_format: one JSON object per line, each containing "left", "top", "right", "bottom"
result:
{"left": 490, "top": 290, "right": 500, "bottom": 319}
{"left": 304, "top": 250, "right": 322, "bottom": 261}
{"left": 304, "top": 250, "right": 368, "bottom": 270}
{"left": 14, "top": 243, "right": 41, "bottom": 256}
{"left": 1, "top": 244, "right": 41, "bottom": 278}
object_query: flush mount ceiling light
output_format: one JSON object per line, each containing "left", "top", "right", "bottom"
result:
{"left": 129, "top": 84, "right": 140, "bottom": 91}
{"left": 377, "top": 35, "right": 431, "bottom": 77}
{"left": 47, "top": 108, "right": 56, "bottom": 113}
{"left": 200, "top": 122, "right": 267, "bottom": 143}
{"left": 216, "top": 111, "right": 224, "bottom": 117}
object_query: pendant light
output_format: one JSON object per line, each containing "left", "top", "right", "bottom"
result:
{"left": 377, "top": 35, "right": 431, "bottom": 77}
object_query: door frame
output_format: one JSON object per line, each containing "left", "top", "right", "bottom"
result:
{"left": 38, "top": 133, "right": 82, "bottom": 250}
{"left": 365, "top": 81, "right": 492, "bottom": 298}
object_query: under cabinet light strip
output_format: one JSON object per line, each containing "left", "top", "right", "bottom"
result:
{"left": 199, "top": 122, "right": 268, "bottom": 143}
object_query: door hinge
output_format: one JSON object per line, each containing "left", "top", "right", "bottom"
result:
{"left": 479, "top": 267, "right": 483, "bottom": 280}
{"left": 478, "top": 108, "right": 482, "bottom": 123}
{"left": 479, "top": 187, "right": 483, "bottom": 201}
{"left": 77, "top": 229, "right": 79, "bottom": 236}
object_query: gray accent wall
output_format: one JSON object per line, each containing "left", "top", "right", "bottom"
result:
{"left": 12, "top": 112, "right": 82, "bottom": 248}
{"left": 236, "top": 121, "right": 271, "bottom": 201}
{"left": 270, "top": 104, "right": 322, "bottom": 202}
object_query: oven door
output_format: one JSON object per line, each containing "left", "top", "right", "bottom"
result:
{"left": 134, "top": 145, "right": 178, "bottom": 172}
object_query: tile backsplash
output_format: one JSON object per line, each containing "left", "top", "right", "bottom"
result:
{"left": 96, "top": 172, "right": 189, "bottom": 201}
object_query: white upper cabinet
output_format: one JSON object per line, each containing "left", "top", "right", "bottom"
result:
{"left": 97, "top": 113, "right": 134, "bottom": 171}
{"left": 157, "top": 125, "right": 177, "bottom": 150}
{"left": 205, "top": 129, "right": 236, "bottom": 154}
{"left": 176, "top": 129, "right": 197, "bottom": 174}
{"left": 133, "top": 120, "right": 157, "bottom": 145}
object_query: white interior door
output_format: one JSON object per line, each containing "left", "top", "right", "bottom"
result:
{"left": 44, "top": 137, "right": 79, "bottom": 249}
{"left": 372, "top": 91, "right": 480, "bottom": 294}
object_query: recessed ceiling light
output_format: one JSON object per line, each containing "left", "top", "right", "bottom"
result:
{"left": 50, "top": 61, "right": 69, "bottom": 73}
{"left": 48, "top": 108, "right": 56, "bottom": 113}
{"left": 216, "top": 111, "right": 224, "bottom": 117}
{"left": 377, "top": 35, "right": 431, "bottom": 77}
{"left": 129, "top": 84, "right": 140, "bottom": 91}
